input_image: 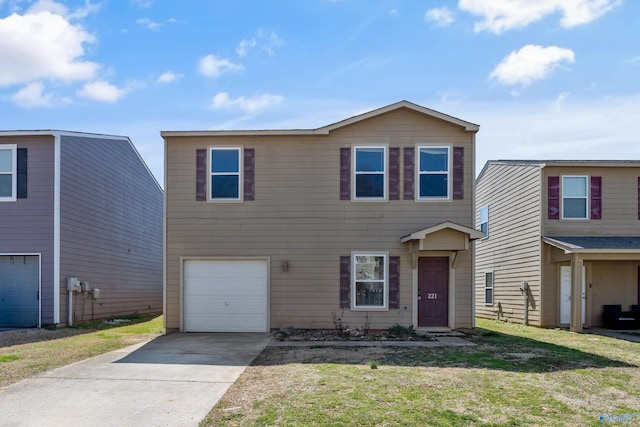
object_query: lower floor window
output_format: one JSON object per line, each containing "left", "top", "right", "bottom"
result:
{"left": 485, "top": 272, "right": 494, "bottom": 304}
{"left": 353, "top": 253, "right": 387, "bottom": 309}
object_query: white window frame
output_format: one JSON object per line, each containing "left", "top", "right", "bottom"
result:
{"left": 352, "top": 145, "right": 387, "bottom": 201}
{"left": 0, "top": 144, "right": 17, "bottom": 202}
{"left": 416, "top": 145, "right": 451, "bottom": 201}
{"left": 208, "top": 146, "right": 243, "bottom": 202}
{"left": 561, "top": 175, "right": 588, "bottom": 220}
{"left": 480, "top": 205, "right": 489, "bottom": 239}
{"left": 352, "top": 251, "right": 388, "bottom": 311}
{"left": 484, "top": 271, "right": 494, "bottom": 305}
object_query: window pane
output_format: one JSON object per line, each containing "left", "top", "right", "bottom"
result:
{"left": 485, "top": 272, "right": 493, "bottom": 288}
{"left": 211, "top": 175, "right": 239, "bottom": 199}
{"left": 355, "top": 281, "right": 384, "bottom": 306}
{"left": 564, "top": 198, "right": 587, "bottom": 218}
{"left": 480, "top": 222, "right": 488, "bottom": 237}
{"left": 0, "top": 149, "right": 12, "bottom": 173}
{"left": 355, "top": 174, "right": 383, "bottom": 198}
{"left": 355, "top": 256, "right": 384, "bottom": 280}
{"left": 419, "top": 174, "right": 448, "bottom": 197}
{"left": 355, "top": 148, "right": 384, "bottom": 172}
{"left": 485, "top": 289, "right": 493, "bottom": 304}
{"left": 480, "top": 205, "right": 489, "bottom": 223}
{"left": 0, "top": 175, "right": 12, "bottom": 197}
{"left": 211, "top": 149, "right": 239, "bottom": 173}
{"left": 419, "top": 147, "right": 448, "bottom": 172}
{"left": 563, "top": 177, "right": 586, "bottom": 197}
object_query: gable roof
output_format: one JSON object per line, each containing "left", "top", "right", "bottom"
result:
{"left": 478, "top": 159, "right": 640, "bottom": 181}
{"left": 400, "top": 221, "right": 485, "bottom": 244}
{"left": 543, "top": 236, "right": 640, "bottom": 254}
{"left": 161, "top": 100, "right": 479, "bottom": 138}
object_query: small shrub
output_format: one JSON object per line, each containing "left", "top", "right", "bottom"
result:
{"left": 387, "top": 323, "right": 415, "bottom": 338}
{"left": 332, "top": 311, "right": 346, "bottom": 338}
{"left": 369, "top": 360, "right": 378, "bottom": 369}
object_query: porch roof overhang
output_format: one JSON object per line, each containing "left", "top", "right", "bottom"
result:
{"left": 543, "top": 236, "right": 640, "bottom": 259}
{"left": 401, "top": 221, "right": 484, "bottom": 251}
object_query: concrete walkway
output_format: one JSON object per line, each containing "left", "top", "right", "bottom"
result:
{"left": 0, "top": 333, "right": 271, "bottom": 427}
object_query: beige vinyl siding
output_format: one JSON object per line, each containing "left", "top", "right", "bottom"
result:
{"left": 543, "top": 166, "right": 640, "bottom": 236}
{"left": 165, "top": 108, "right": 476, "bottom": 330}
{"left": 475, "top": 163, "right": 543, "bottom": 325}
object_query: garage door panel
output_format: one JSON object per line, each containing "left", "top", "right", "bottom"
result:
{"left": 183, "top": 259, "right": 268, "bottom": 332}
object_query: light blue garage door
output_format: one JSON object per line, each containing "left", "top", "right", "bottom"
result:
{"left": 0, "top": 255, "right": 39, "bottom": 328}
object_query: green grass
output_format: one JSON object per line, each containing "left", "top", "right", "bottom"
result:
{"left": 0, "top": 314, "right": 163, "bottom": 387}
{"left": 202, "top": 319, "right": 640, "bottom": 427}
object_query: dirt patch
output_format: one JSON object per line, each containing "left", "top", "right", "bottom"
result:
{"left": 272, "top": 327, "right": 435, "bottom": 342}
{"left": 0, "top": 328, "right": 87, "bottom": 348}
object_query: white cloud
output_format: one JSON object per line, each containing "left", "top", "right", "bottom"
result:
{"left": 236, "top": 29, "right": 284, "bottom": 57}
{"left": 131, "top": 0, "right": 152, "bottom": 8}
{"left": 156, "top": 71, "right": 181, "bottom": 84}
{"left": 198, "top": 55, "right": 243, "bottom": 78}
{"left": 0, "top": 9, "right": 98, "bottom": 87}
{"left": 458, "top": 0, "right": 621, "bottom": 34}
{"left": 76, "top": 80, "right": 127, "bottom": 103}
{"left": 11, "top": 82, "right": 55, "bottom": 108}
{"left": 27, "top": 0, "right": 101, "bottom": 20}
{"left": 209, "top": 92, "right": 283, "bottom": 113}
{"left": 425, "top": 7, "right": 455, "bottom": 26}
{"left": 236, "top": 38, "right": 256, "bottom": 57}
{"left": 390, "top": 9, "right": 398, "bottom": 16}
{"left": 136, "top": 17, "right": 177, "bottom": 31}
{"left": 490, "top": 44, "right": 575, "bottom": 87}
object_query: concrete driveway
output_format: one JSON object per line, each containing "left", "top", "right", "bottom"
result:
{"left": 0, "top": 333, "right": 271, "bottom": 427}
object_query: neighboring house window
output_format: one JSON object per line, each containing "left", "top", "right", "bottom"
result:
{"left": 0, "top": 144, "right": 17, "bottom": 202}
{"left": 417, "top": 146, "right": 450, "bottom": 199}
{"left": 209, "top": 147, "right": 242, "bottom": 201}
{"left": 353, "top": 253, "right": 388, "bottom": 309}
{"left": 480, "top": 205, "right": 489, "bottom": 238}
{"left": 562, "top": 176, "right": 588, "bottom": 219}
{"left": 354, "top": 146, "right": 386, "bottom": 200}
{"left": 485, "top": 272, "right": 494, "bottom": 305}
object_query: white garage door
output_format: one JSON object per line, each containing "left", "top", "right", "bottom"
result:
{"left": 183, "top": 259, "right": 268, "bottom": 332}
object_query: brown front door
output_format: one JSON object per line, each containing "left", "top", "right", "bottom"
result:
{"left": 418, "top": 257, "right": 449, "bottom": 327}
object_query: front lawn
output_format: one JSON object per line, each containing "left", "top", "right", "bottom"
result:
{"left": 202, "top": 319, "right": 640, "bottom": 427}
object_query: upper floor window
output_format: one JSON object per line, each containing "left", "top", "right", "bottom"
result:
{"left": 210, "top": 147, "right": 242, "bottom": 201}
{"left": 484, "top": 272, "right": 494, "bottom": 305}
{"left": 0, "top": 144, "right": 17, "bottom": 202}
{"left": 480, "top": 205, "right": 489, "bottom": 238}
{"left": 353, "top": 253, "right": 388, "bottom": 309}
{"left": 354, "top": 146, "right": 386, "bottom": 200}
{"left": 418, "top": 146, "right": 450, "bottom": 199}
{"left": 562, "top": 176, "right": 587, "bottom": 219}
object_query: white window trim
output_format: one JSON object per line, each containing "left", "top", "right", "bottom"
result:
{"left": 351, "top": 251, "right": 389, "bottom": 311}
{"left": 480, "top": 205, "right": 489, "bottom": 239}
{"left": 208, "top": 146, "right": 243, "bottom": 203}
{"left": 484, "top": 271, "right": 494, "bottom": 305}
{"left": 0, "top": 144, "right": 17, "bottom": 202}
{"left": 561, "top": 175, "right": 588, "bottom": 220}
{"left": 416, "top": 145, "right": 451, "bottom": 201}
{"left": 352, "top": 145, "right": 388, "bottom": 201}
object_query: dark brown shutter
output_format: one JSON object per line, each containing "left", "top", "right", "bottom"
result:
{"left": 195, "top": 149, "right": 206, "bottom": 201}
{"left": 17, "top": 148, "right": 27, "bottom": 199}
{"left": 638, "top": 177, "right": 640, "bottom": 220}
{"left": 453, "top": 147, "right": 464, "bottom": 200}
{"left": 548, "top": 176, "right": 560, "bottom": 220}
{"left": 389, "top": 147, "right": 400, "bottom": 200}
{"left": 243, "top": 148, "right": 255, "bottom": 201}
{"left": 339, "top": 256, "right": 351, "bottom": 308}
{"left": 403, "top": 147, "right": 414, "bottom": 200}
{"left": 388, "top": 256, "right": 400, "bottom": 309}
{"left": 340, "top": 147, "right": 351, "bottom": 200}
{"left": 590, "top": 176, "right": 601, "bottom": 220}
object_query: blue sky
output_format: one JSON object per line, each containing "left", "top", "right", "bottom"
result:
{"left": 1, "top": 0, "right": 639, "bottom": 185}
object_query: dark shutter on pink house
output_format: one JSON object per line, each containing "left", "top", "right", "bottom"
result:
{"left": 389, "top": 147, "right": 400, "bottom": 200}
{"left": 388, "top": 256, "right": 400, "bottom": 309}
{"left": 17, "top": 148, "right": 27, "bottom": 199}
{"left": 453, "top": 147, "right": 464, "bottom": 200}
{"left": 548, "top": 176, "right": 560, "bottom": 220}
{"left": 243, "top": 148, "right": 255, "bottom": 201}
{"left": 339, "top": 256, "right": 351, "bottom": 308}
{"left": 340, "top": 147, "right": 351, "bottom": 200}
{"left": 195, "top": 149, "right": 207, "bottom": 201}
{"left": 403, "top": 147, "right": 414, "bottom": 200}
{"left": 590, "top": 176, "right": 602, "bottom": 220}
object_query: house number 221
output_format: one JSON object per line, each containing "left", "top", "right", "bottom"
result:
{"left": 427, "top": 293, "right": 437, "bottom": 299}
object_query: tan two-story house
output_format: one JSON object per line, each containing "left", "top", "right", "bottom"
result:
{"left": 475, "top": 160, "right": 640, "bottom": 332}
{"left": 163, "top": 101, "right": 483, "bottom": 333}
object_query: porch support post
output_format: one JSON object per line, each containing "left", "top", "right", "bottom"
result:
{"left": 570, "top": 257, "right": 584, "bottom": 332}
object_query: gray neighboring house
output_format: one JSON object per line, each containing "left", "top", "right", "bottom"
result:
{"left": 0, "top": 130, "right": 163, "bottom": 328}
{"left": 475, "top": 160, "right": 640, "bottom": 332}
